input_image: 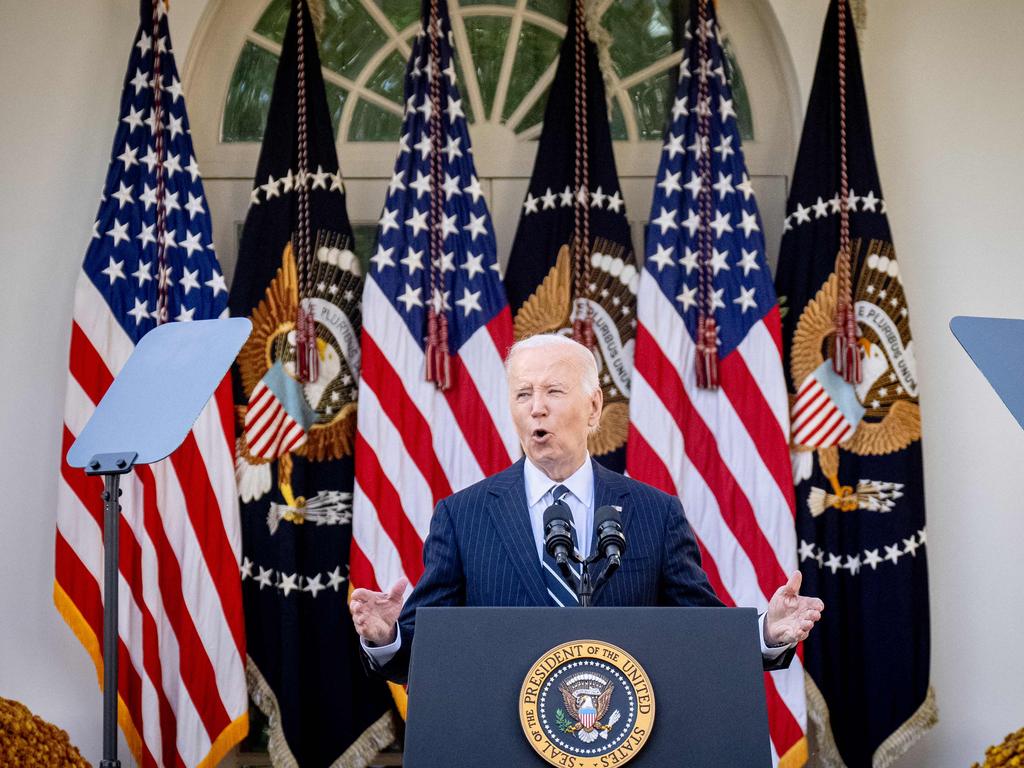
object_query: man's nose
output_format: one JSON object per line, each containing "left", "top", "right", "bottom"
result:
{"left": 530, "top": 394, "right": 548, "bottom": 416}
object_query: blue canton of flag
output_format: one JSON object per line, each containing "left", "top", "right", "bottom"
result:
{"left": 370, "top": 0, "right": 506, "bottom": 350}
{"left": 85, "top": 4, "right": 227, "bottom": 341}
{"left": 644, "top": 19, "right": 771, "bottom": 356}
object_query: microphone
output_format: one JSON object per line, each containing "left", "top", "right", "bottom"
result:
{"left": 543, "top": 500, "right": 575, "bottom": 569}
{"left": 594, "top": 505, "right": 626, "bottom": 568}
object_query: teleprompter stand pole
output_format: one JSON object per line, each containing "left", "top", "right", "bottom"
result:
{"left": 87, "top": 452, "right": 137, "bottom": 768}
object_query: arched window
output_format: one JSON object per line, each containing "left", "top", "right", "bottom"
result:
{"left": 221, "top": 0, "right": 755, "bottom": 144}
{"left": 185, "top": 0, "right": 798, "bottom": 280}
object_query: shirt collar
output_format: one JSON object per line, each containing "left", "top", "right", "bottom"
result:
{"left": 523, "top": 454, "right": 594, "bottom": 509}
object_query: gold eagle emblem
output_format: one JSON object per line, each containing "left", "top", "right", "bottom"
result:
{"left": 559, "top": 677, "right": 614, "bottom": 734}
{"left": 789, "top": 239, "right": 920, "bottom": 514}
{"left": 235, "top": 236, "right": 363, "bottom": 517}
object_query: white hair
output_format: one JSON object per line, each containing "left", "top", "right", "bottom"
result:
{"left": 505, "top": 334, "right": 600, "bottom": 395}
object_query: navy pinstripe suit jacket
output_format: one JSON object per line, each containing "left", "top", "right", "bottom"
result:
{"left": 375, "top": 457, "right": 792, "bottom": 683}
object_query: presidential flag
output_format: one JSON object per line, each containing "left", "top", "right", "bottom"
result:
{"left": 55, "top": 2, "right": 247, "bottom": 765}
{"left": 626, "top": 2, "right": 807, "bottom": 766}
{"left": 775, "top": 2, "right": 934, "bottom": 766}
{"left": 349, "top": 0, "right": 519, "bottom": 706}
{"left": 504, "top": 0, "right": 635, "bottom": 473}
{"left": 229, "top": 1, "right": 395, "bottom": 764}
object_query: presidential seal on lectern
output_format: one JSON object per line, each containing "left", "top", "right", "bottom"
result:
{"left": 519, "top": 640, "right": 655, "bottom": 767}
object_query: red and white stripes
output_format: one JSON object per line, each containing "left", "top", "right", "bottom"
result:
{"left": 351, "top": 277, "right": 518, "bottom": 596}
{"left": 55, "top": 276, "right": 248, "bottom": 768}
{"left": 791, "top": 374, "right": 857, "bottom": 447}
{"left": 627, "top": 277, "right": 806, "bottom": 767}
{"left": 244, "top": 379, "right": 308, "bottom": 458}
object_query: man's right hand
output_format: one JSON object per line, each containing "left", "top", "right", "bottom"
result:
{"left": 349, "top": 578, "right": 408, "bottom": 646}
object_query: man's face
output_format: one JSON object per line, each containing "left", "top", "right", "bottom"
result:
{"left": 507, "top": 345, "right": 602, "bottom": 478}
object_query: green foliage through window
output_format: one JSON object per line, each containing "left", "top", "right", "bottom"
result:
{"left": 223, "top": 0, "right": 754, "bottom": 144}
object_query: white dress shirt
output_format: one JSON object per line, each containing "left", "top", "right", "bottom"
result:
{"left": 363, "top": 454, "right": 789, "bottom": 664}
{"left": 523, "top": 452, "right": 594, "bottom": 559}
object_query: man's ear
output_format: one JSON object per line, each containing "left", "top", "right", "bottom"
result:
{"left": 588, "top": 387, "right": 603, "bottom": 428}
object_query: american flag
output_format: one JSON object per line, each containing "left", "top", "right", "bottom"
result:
{"left": 625, "top": 4, "right": 806, "bottom": 767}
{"left": 54, "top": 3, "right": 247, "bottom": 766}
{"left": 350, "top": 0, "right": 519, "bottom": 623}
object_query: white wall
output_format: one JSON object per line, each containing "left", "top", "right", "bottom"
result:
{"left": 1, "top": 1, "right": 1021, "bottom": 766}
{"left": 854, "top": 1, "right": 1024, "bottom": 765}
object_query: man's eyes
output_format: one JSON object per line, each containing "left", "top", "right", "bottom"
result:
{"left": 515, "top": 388, "right": 564, "bottom": 400}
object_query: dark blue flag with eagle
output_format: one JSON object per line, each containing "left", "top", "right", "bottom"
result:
{"left": 228, "top": 1, "right": 395, "bottom": 765}
{"left": 503, "top": 0, "right": 636, "bottom": 472}
{"left": 774, "top": 2, "right": 935, "bottom": 766}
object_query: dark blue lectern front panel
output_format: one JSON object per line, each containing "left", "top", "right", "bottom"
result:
{"left": 404, "top": 607, "right": 771, "bottom": 767}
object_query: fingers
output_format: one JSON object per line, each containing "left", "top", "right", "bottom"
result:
{"left": 384, "top": 577, "right": 409, "bottom": 603}
{"left": 350, "top": 580, "right": 409, "bottom": 609}
{"left": 794, "top": 600, "right": 822, "bottom": 625}
{"left": 350, "top": 605, "right": 370, "bottom": 637}
{"left": 350, "top": 587, "right": 375, "bottom": 604}
{"left": 796, "top": 618, "right": 814, "bottom": 639}
{"left": 796, "top": 596, "right": 824, "bottom": 614}
{"left": 785, "top": 570, "right": 802, "bottom": 595}
{"left": 776, "top": 618, "right": 815, "bottom": 644}
{"left": 770, "top": 599, "right": 824, "bottom": 645}
{"left": 349, "top": 603, "right": 371, "bottom": 627}
{"left": 350, "top": 588, "right": 385, "bottom": 618}
{"left": 789, "top": 610, "right": 822, "bottom": 641}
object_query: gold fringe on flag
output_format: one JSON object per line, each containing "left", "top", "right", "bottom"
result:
{"left": 805, "top": 673, "right": 937, "bottom": 768}
{"left": 246, "top": 657, "right": 398, "bottom": 768}
{"left": 583, "top": 0, "right": 615, "bottom": 113}
{"left": 850, "top": 0, "right": 867, "bottom": 42}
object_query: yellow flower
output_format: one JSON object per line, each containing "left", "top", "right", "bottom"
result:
{"left": 973, "top": 727, "right": 1024, "bottom": 768}
{"left": 0, "top": 697, "right": 90, "bottom": 768}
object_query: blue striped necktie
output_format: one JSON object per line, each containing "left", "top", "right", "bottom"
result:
{"left": 541, "top": 484, "right": 581, "bottom": 606}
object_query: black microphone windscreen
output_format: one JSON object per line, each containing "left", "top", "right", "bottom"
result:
{"left": 543, "top": 500, "right": 572, "bottom": 528}
{"left": 594, "top": 505, "right": 622, "bottom": 528}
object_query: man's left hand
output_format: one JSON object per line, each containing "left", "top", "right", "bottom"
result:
{"left": 764, "top": 571, "right": 824, "bottom": 647}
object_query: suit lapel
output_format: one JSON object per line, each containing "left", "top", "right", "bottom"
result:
{"left": 486, "top": 458, "right": 549, "bottom": 605}
{"left": 592, "top": 459, "right": 632, "bottom": 542}
{"left": 592, "top": 461, "right": 633, "bottom": 606}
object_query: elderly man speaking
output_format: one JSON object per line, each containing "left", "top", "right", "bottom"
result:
{"left": 351, "top": 334, "right": 823, "bottom": 682}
